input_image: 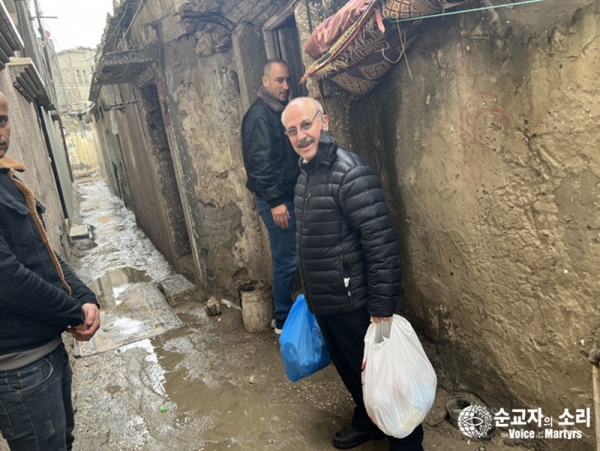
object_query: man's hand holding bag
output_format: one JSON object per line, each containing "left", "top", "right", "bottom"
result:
{"left": 362, "top": 314, "right": 437, "bottom": 438}
{"left": 279, "top": 294, "right": 331, "bottom": 382}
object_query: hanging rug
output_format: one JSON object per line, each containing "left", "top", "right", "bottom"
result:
{"left": 301, "top": 0, "right": 466, "bottom": 97}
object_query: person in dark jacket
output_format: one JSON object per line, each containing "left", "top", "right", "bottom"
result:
{"left": 0, "top": 92, "right": 100, "bottom": 451}
{"left": 241, "top": 59, "right": 300, "bottom": 332}
{"left": 283, "top": 97, "right": 424, "bottom": 451}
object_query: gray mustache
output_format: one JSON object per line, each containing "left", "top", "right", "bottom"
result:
{"left": 298, "top": 138, "right": 314, "bottom": 147}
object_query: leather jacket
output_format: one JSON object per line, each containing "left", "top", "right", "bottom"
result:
{"left": 241, "top": 96, "right": 300, "bottom": 207}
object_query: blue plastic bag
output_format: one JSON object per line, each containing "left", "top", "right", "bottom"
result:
{"left": 279, "top": 294, "right": 331, "bottom": 382}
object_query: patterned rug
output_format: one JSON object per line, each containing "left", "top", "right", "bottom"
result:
{"left": 302, "top": 0, "right": 467, "bottom": 97}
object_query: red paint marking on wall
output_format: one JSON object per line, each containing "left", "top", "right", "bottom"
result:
{"left": 460, "top": 91, "right": 510, "bottom": 183}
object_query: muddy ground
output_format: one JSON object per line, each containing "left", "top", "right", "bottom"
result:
{"left": 0, "top": 179, "right": 531, "bottom": 451}
{"left": 67, "top": 302, "right": 530, "bottom": 451}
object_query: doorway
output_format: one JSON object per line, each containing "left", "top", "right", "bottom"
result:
{"left": 263, "top": 6, "right": 308, "bottom": 99}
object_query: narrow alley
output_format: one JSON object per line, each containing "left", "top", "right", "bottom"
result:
{"left": 55, "top": 179, "right": 528, "bottom": 450}
{"left": 0, "top": 1, "right": 598, "bottom": 450}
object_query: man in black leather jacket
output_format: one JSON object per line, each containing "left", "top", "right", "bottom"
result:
{"left": 241, "top": 59, "right": 300, "bottom": 332}
{"left": 283, "top": 97, "right": 424, "bottom": 451}
{"left": 0, "top": 92, "right": 100, "bottom": 450}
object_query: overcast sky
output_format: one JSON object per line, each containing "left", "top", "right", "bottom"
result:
{"left": 37, "top": 0, "right": 114, "bottom": 51}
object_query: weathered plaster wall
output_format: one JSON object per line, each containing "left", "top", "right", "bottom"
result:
{"left": 39, "top": 109, "right": 74, "bottom": 220}
{"left": 136, "top": 81, "right": 191, "bottom": 267}
{"left": 91, "top": 88, "right": 125, "bottom": 197}
{"left": 300, "top": 2, "right": 598, "bottom": 449}
{"left": 159, "top": 33, "right": 270, "bottom": 297}
{"left": 0, "top": 72, "right": 67, "bottom": 253}
{"left": 91, "top": 0, "right": 294, "bottom": 297}
{"left": 64, "top": 118, "right": 101, "bottom": 179}
{"left": 96, "top": 81, "right": 190, "bottom": 272}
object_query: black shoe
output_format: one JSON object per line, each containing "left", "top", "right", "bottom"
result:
{"left": 332, "top": 425, "right": 385, "bottom": 449}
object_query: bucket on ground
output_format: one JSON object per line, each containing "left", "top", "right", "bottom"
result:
{"left": 237, "top": 279, "right": 273, "bottom": 333}
{"left": 446, "top": 397, "right": 471, "bottom": 430}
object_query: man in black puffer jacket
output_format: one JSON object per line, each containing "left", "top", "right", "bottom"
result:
{"left": 283, "top": 97, "right": 424, "bottom": 451}
{"left": 0, "top": 92, "right": 100, "bottom": 451}
{"left": 242, "top": 59, "right": 300, "bottom": 332}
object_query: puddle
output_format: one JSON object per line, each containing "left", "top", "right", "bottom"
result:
{"left": 118, "top": 339, "right": 167, "bottom": 396}
{"left": 89, "top": 267, "right": 151, "bottom": 307}
{"left": 71, "top": 180, "right": 172, "bottom": 283}
{"left": 74, "top": 283, "right": 185, "bottom": 357}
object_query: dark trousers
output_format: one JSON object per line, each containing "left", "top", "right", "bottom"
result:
{"left": 0, "top": 343, "right": 75, "bottom": 451}
{"left": 316, "top": 307, "right": 424, "bottom": 450}
{"left": 256, "top": 198, "right": 297, "bottom": 329}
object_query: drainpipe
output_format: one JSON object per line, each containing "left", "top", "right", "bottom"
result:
{"left": 587, "top": 349, "right": 600, "bottom": 450}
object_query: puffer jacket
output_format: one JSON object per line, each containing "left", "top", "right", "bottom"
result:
{"left": 241, "top": 97, "right": 300, "bottom": 207}
{"left": 0, "top": 169, "right": 97, "bottom": 355}
{"left": 294, "top": 132, "right": 401, "bottom": 317}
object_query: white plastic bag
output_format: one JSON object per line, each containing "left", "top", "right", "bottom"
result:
{"left": 362, "top": 314, "right": 437, "bottom": 438}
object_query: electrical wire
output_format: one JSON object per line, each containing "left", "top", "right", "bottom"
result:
{"left": 39, "top": 0, "right": 113, "bottom": 54}
{"left": 45, "top": 0, "right": 131, "bottom": 62}
{"left": 392, "top": 0, "right": 550, "bottom": 23}
{"left": 56, "top": 0, "right": 109, "bottom": 22}
{"left": 115, "top": 0, "right": 147, "bottom": 51}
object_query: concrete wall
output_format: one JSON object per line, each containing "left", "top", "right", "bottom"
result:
{"left": 0, "top": 71, "right": 68, "bottom": 253}
{"left": 90, "top": 87, "right": 123, "bottom": 194}
{"left": 40, "top": 109, "right": 74, "bottom": 220}
{"left": 14, "top": 1, "right": 75, "bottom": 222}
{"left": 156, "top": 36, "right": 271, "bottom": 298}
{"left": 92, "top": 79, "right": 192, "bottom": 275}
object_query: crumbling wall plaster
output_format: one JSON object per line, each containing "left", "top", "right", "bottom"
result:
{"left": 161, "top": 36, "right": 269, "bottom": 298}
{"left": 64, "top": 119, "right": 101, "bottom": 179}
{"left": 335, "top": 3, "right": 599, "bottom": 449}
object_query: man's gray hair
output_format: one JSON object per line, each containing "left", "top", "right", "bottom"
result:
{"left": 281, "top": 97, "right": 324, "bottom": 126}
{"left": 263, "top": 58, "right": 288, "bottom": 77}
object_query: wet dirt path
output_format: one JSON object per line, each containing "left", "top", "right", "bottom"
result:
{"left": 0, "top": 179, "right": 530, "bottom": 451}
{"left": 68, "top": 179, "right": 357, "bottom": 451}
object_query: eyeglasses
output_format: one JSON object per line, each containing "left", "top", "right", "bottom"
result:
{"left": 285, "top": 111, "right": 321, "bottom": 137}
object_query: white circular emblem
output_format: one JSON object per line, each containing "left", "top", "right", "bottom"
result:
{"left": 458, "top": 405, "right": 494, "bottom": 438}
